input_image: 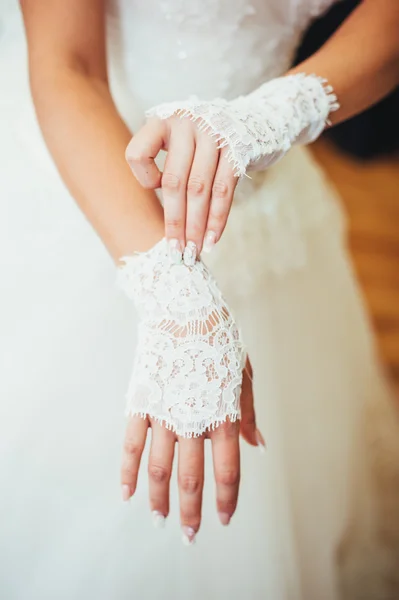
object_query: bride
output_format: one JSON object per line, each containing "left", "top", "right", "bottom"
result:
{"left": 1, "top": 0, "right": 399, "bottom": 598}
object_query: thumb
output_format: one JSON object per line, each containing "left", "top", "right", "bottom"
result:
{"left": 239, "top": 359, "right": 266, "bottom": 451}
{"left": 125, "top": 118, "right": 167, "bottom": 189}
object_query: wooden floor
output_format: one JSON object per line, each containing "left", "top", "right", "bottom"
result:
{"left": 312, "top": 140, "right": 399, "bottom": 383}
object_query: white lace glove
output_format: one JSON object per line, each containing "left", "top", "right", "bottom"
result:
{"left": 146, "top": 73, "right": 339, "bottom": 177}
{"left": 117, "top": 239, "right": 245, "bottom": 438}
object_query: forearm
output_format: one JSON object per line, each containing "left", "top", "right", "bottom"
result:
{"left": 31, "top": 67, "right": 164, "bottom": 262}
{"left": 290, "top": 0, "right": 399, "bottom": 125}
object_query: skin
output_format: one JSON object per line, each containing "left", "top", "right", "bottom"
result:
{"left": 121, "top": 361, "right": 258, "bottom": 539}
{"left": 127, "top": 0, "right": 399, "bottom": 255}
{"left": 127, "top": 116, "right": 238, "bottom": 256}
{"left": 21, "top": 0, "right": 399, "bottom": 540}
{"left": 20, "top": 0, "right": 262, "bottom": 542}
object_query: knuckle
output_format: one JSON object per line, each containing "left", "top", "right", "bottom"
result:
{"left": 217, "top": 420, "right": 239, "bottom": 438}
{"left": 165, "top": 218, "right": 183, "bottom": 230}
{"left": 212, "top": 179, "right": 229, "bottom": 198}
{"left": 216, "top": 469, "right": 240, "bottom": 488}
{"left": 123, "top": 441, "right": 141, "bottom": 457}
{"left": 179, "top": 474, "right": 202, "bottom": 495}
{"left": 162, "top": 172, "right": 181, "bottom": 191}
{"left": 187, "top": 175, "right": 205, "bottom": 195}
{"left": 149, "top": 464, "right": 170, "bottom": 484}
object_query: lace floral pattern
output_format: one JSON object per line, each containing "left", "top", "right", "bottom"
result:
{"left": 107, "top": 1, "right": 341, "bottom": 281}
{"left": 117, "top": 239, "right": 246, "bottom": 437}
{"left": 146, "top": 73, "right": 339, "bottom": 177}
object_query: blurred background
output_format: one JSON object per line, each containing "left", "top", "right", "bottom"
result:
{"left": 297, "top": 0, "right": 399, "bottom": 389}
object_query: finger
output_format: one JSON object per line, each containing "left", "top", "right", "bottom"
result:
{"left": 178, "top": 435, "right": 205, "bottom": 545}
{"left": 148, "top": 421, "right": 176, "bottom": 526}
{"left": 125, "top": 118, "right": 166, "bottom": 189}
{"left": 239, "top": 360, "right": 257, "bottom": 446}
{"left": 162, "top": 119, "right": 195, "bottom": 251}
{"left": 203, "top": 148, "right": 238, "bottom": 254}
{"left": 121, "top": 415, "right": 149, "bottom": 501}
{"left": 240, "top": 360, "right": 266, "bottom": 451}
{"left": 185, "top": 132, "right": 219, "bottom": 254}
{"left": 210, "top": 419, "right": 240, "bottom": 526}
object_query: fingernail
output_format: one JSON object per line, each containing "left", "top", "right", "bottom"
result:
{"left": 168, "top": 238, "right": 183, "bottom": 264}
{"left": 152, "top": 511, "right": 166, "bottom": 529}
{"left": 202, "top": 231, "right": 217, "bottom": 254}
{"left": 183, "top": 241, "right": 197, "bottom": 267}
{"left": 181, "top": 526, "right": 196, "bottom": 546}
{"left": 128, "top": 164, "right": 138, "bottom": 179}
{"left": 218, "top": 512, "right": 231, "bottom": 526}
{"left": 256, "top": 429, "right": 266, "bottom": 454}
{"left": 122, "top": 484, "right": 131, "bottom": 502}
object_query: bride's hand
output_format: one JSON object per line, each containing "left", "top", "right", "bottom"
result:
{"left": 117, "top": 239, "right": 265, "bottom": 542}
{"left": 120, "top": 359, "right": 264, "bottom": 544}
{"left": 125, "top": 116, "right": 238, "bottom": 256}
{"left": 126, "top": 75, "right": 339, "bottom": 260}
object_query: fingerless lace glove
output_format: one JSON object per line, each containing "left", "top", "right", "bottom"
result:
{"left": 146, "top": 73, "right": 339, "bottom": 177}
{"left": 117, "top": 239, "right": 245, "bottom": 437}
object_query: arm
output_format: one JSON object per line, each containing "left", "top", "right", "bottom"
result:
{"left": 289, "top": 0, "right": 399, "bottom": 125}
{"left": 21, "top": 0, "right": 164, "bottom": 262}
{"left": 21, "top": 0, "right": 260, "bottom": 539}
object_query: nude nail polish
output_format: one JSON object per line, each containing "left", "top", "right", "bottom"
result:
{"left": 152, "top": 511, "right": 166, "bottom": 529}
{"left": 218, "top": 512, "right": 231, "bottom": 526}
{"left": 202, "top": 231, "right": 217, "bottom": 254}
{"left": 256, "top": 429, "right": 266, "bottom": 454}
{"left": 168, "top": 238, "right": 183, "bottom": 264}
{"left": 183, "top": 241, "right": 197, "bottom": 266}
{"left": 122, "top": 484, "right": 131, "bottom": 502}
{"left": 181, "top": 526, "right": 196, "bottom": 546}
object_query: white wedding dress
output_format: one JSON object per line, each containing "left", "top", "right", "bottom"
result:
{"left": 1, "top": 2, "right": 399, "bottom": 599}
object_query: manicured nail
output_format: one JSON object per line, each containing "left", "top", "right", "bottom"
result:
{"left": 122, "top": 484, "right": 131, "bottom": 502}
{"left": 256, "top": 429, "right": 266, "bottom": 454}
{"left": 218, "top": 512, "right": 231, "bottom": 526}
{"left": 181, "top": 526, "right": 196, "bottom": 546}
{"left": 202, "top": 231, "right": 217, "bottom": 254}
{"left": 128, "top": 163, "right": 138, "bottom": 179}
{"left": 168, "top": 238, "right": 183, "bottom": 264}
{"left": 183, "top": 241, "right": 197, "bottom": 266}
{"left": 152, "top": 511, "right": 166, "bottom": 529}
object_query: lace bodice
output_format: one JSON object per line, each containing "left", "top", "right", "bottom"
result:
{"left": 107, "top": 0, "right": 339, "bottom": 112}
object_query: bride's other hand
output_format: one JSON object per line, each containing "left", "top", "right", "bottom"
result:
{"left": 125, "top": 116, "right": 238, "bottom": 256}
{"left": 120, "top": 361, "right": 263, "bottom": 544}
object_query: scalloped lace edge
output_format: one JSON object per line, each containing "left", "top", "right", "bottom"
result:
{"left": 125, "top": 408, "right": 241, "bottom": 438}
